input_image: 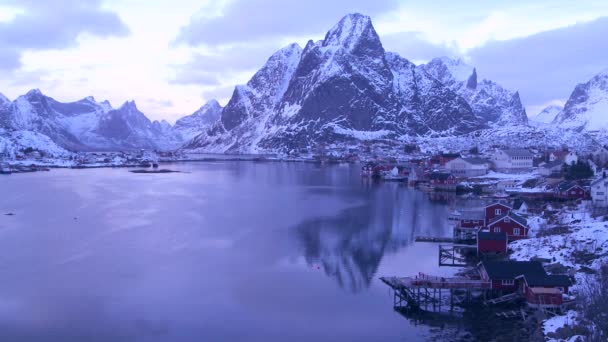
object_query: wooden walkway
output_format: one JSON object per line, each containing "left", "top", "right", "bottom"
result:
{"left": 415, "top": 236, "right": 455, "bottom": 243}
{"left": 381, "top": 273, "right": 491, "bottom": 311}
{"left": 382, "top": 274, "right": 491, "bottom": 290}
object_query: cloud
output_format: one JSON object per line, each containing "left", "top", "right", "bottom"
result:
{"left": 0, "top": 0, "right": 129, "bottom": 70}
{"left": 381, "top": 31, "right": 457, "bottom": 62}
{"left": 146, "top": 99, "right": 174, "bottom": 108}
{"left": 174, "top": 0, "right": 399, "bottom": 46}
{"left": 170, "top": 42, "right": 286, "bottom": 86}
{"left": 467, "top": 16, "right": 608, "bottom": 114}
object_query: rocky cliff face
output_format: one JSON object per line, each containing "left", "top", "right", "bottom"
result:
{"left": 172, "top": 99, "right": 222, "bottom": 142}
{"left": 188, "top": 14, "right": 496, "bottom": 153}
{"left": 420, "top": 57, "right": 529, "bottom": 125}
{"left": 554, "top": 70, "right": 608, "bottom": 130}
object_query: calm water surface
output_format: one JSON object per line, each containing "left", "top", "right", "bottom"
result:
{"left": 0, "top": 162, "right": 456, "bottom": 341}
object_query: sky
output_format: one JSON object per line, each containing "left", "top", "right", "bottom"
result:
{"left": 1, "top": 0, "right": 608, "bottom": 123}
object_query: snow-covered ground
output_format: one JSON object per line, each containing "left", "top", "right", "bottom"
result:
{"left": 509, "top": 202, "right": 608, "bottom": 340}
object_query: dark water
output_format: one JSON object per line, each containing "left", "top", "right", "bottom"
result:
{"left": 0, "top": 162, "right": 458, "bottom": 341}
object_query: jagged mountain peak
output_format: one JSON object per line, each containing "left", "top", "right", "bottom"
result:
{"left": 119, "top": 100, "right": 139, "bottom": 112}
{"left": 466, "top": 68, "right": 477, "bottom": 89}
{"left": 322, "top": 13, "right": 376, "bottom": 52}
{"left": 425, "top": 57, "right": 475, "bottom": 85}
{"left": 25, "top": 88, "right": 44, "bottom": 97}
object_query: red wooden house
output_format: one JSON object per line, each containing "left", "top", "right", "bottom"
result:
{"left": 484, "top": 203, "right": 512, "bottom": 225}
{"left": 477, "top": 231, "right": 508, "bottom": 256}
{"left": 429, "top": 172, "right": 457, "bottom": 191}
{"left": 486, "top": 212, "right": 529, "bottom": 241}
{"left": 517, "top": 274, "right": 572, "bottom": 308}
{"left": 478, "top": 261, "right": 571, "bottom": 308}
{"left": 555, "top": 181, "right": 588, "bottom": 200}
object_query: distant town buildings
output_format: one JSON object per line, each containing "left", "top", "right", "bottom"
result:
{"left": 491, "top": 149, "right": 534, "bottom": 172}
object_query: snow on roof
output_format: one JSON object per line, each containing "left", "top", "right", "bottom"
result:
{"left": 462, "top": 157, "right": 490, "bottom": 165}
{"left": 502, "top": 149, "right": 533, "bottom": 158}
{"left": 481, "top": 260, "right": 546, "bottom": 279}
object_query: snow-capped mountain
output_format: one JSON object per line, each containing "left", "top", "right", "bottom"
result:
{"left": 0, "top": 89, "right": 93, "bottom": 149}
{"left": 532, "top": 105, "right": 562, "bottom": 124}
{"left": 420, "top": 57, "right": 528, "bottom": 125}
{"left": 172, "top": 99, "right": 222, "bottom": 142}
{"left": 89, "top": 100, "right": 171, "bottom": 150}
{"left": 554, "top": 70, "right": 608, "bottom": 130}
{"left": 0, "top": 89, "right": 208, "bottom": 151}
{"left": 187, "top": 13, "right": 494, "bottom": 153}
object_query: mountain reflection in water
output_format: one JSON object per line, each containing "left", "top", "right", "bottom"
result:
{"left": 294, "top": 182, "right": 449, "bottom": 292}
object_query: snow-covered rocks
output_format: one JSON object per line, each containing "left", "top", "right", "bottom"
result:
{"left": 554, "top": 70, "right": 608, "bottom": 131}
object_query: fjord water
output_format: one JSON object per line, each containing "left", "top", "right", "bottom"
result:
{"left": 0, "top": 162, "right": 452, "bottom": 341}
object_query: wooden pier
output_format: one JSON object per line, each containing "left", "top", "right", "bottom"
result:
{"left": 381, "top": 274, "right": 491, "bottom": 311}
{"left": 438, "top": 244, "right": 477, "bottom": 267}
{"left": 415, "top": 236, "right": 456, "bottom": 243}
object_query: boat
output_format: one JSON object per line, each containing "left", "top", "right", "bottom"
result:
{"left": 0, "top": 163, "right": 11, "bottom": 175}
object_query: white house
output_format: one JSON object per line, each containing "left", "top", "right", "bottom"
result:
{"left": 591, "top": 175, "right": 608, "bottom": 207}
{"left": 593, "top": 147, "right": 608, "bottom": 165}
{"left": 492, "top": 149, "right": 534, "bottom": 172}
{"left": 564, "top": 152, "right": 578, "bottom": 165}
{"left": 538, "top": 160, "right": 564, "bottom": 177}
{"left": 444, "top": 157, "right": 490, "bottom": 177}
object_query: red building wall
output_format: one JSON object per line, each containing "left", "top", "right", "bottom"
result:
{"left": 525, "top": 287, "right": 563, "bottom": 306}
{"left": 488, "top": 219, "right": 528, "bottom": 241}
{"left": 485, "top": 204, "right": 511, "bottom": 224}
{"left": 478, "top": 240, "right": 507, "bottom": 255}
{"left": 557, "top": 186, "right": 587, "bottom": 200}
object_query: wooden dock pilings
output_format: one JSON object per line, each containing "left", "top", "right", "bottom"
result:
{"left": 380, "top": 275, "right": 491, "bottom": 311}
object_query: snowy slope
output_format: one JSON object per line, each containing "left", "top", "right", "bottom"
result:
{"left": 533, "top": 105, "right": 562, "bottom": 124}
{"left": 0, "top": 130, "right": 71, "bottom": 158}
{"left": 555, "top": 70, "right": 608, "bottom": 130}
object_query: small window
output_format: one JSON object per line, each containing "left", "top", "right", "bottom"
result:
{"left": 501, "top": 279, "right": 514, "bottom": 286}
{"left": 495, "top": 209, "right": 502, "bottom": 215}
{"left": 513, "top": 228, "right": 520, "bottom": 236}
{"left": 494, "top": 227, "right": 501, "bottom": 233}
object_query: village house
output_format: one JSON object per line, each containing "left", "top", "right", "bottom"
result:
{"left": 496, "top": 179, "right": 519, "bottom": 193}
{"left": 590, "top": 175, "right": 608, "bottom": 207}
{"left": 429, "top": 172, "right": 457, "bottom": 191}
{"left": 486, "top": 212, "right": 529, "bottom": 241}
{"left": 452, "top": 210, "right": 486, "bottom": 240}
{"left": 538, "top": 160, "right": 564, "bottom": 177}
{"left": 428, "top": 153, "right": 461, "bottom": 168}
{"left": 554, "top": 181, "right": 588, "bottom": 200}
{"left": 593, "top": 146, "right": 608, "bottom": 166}
{"left": 491, "top": 149, "right": 534, "bottom": 172}
{"left": 549, "top": 150, "right": 578, "bottom": 165}
{"left": 444, "top": 157, "right": 490, "bottom": 177}
{"left": 478, "top": 261, "right": 572, "bottom": 308}
{"left": 484, "top": 203, "right": 513, "bottom": 225}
